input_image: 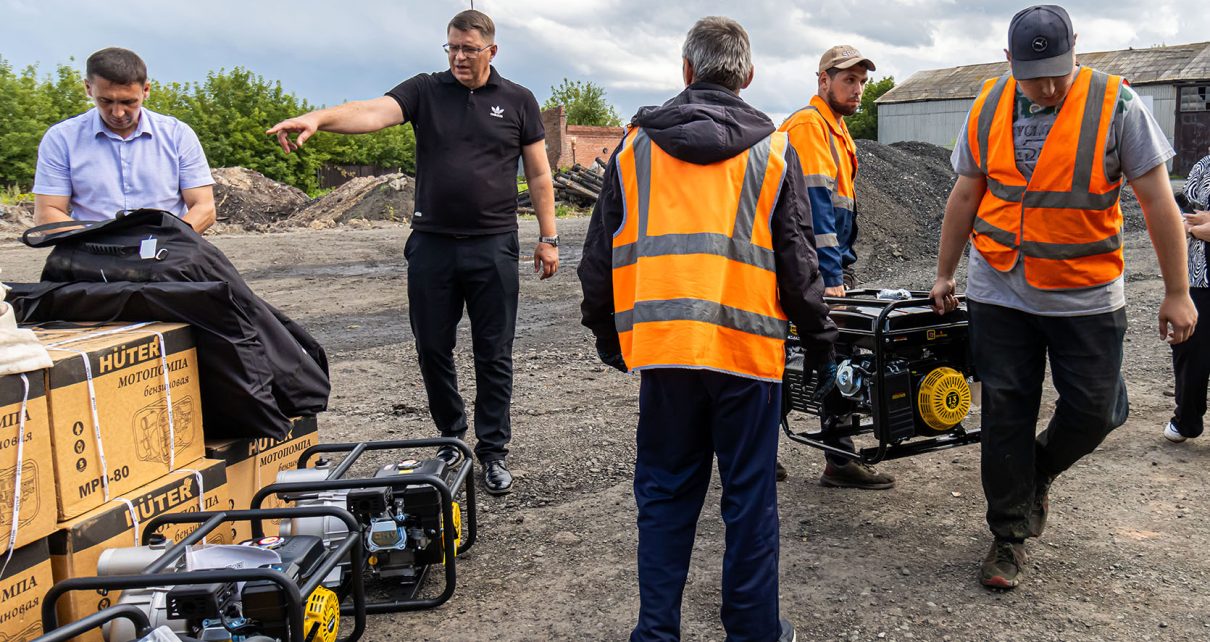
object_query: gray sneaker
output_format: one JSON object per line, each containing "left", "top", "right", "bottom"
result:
{"left": 980, "top": 539, "right": 1026, "bottom": 589}
{"left": 779, "top": 618, "right": 797, "bottom": 642}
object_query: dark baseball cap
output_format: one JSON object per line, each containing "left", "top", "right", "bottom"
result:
{"left": 1008, "top": 5, "right": 1075, "bottom": 80}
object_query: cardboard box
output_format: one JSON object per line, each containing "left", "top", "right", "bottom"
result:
{"left": 49, "top": 458, "right": 229, "bottom": 642}
{"left": 34, "top": 323, "right": 206, "bottom": 520}
{"left": 0, "top": 373, "right": 57, "bottom": 554}
{"left": 0, "top": 539, "right": 53, "bottom": 642}
{"left": 205, "top": 416, "right": 320, "bottom": 542}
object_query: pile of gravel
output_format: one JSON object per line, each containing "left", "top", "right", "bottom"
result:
{"left": 0, "top": 202, "right": 34, "bottom": 241}
{"left": 852, "top": 139, "right": 956, "bottom": 282}
{"left": 212, "top": 167, "right": 311, "bottom": 230}
{"left": 285, "top": 173, "right": 415, "bottom": 229}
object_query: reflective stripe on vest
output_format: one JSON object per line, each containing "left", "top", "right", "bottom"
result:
{"left": 968, "top": 67, "right": 1125, "bottom": 290}
{"left": 611, "top": 127, "right": 790, "bottom": 381}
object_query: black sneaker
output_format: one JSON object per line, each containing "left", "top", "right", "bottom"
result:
{"left": 484, "top": 459, "right": 513, "bottom": 495}
{"left": 436, "top": 444, "right": 464, "bottom": 468}
{"left": 980, "top": 539, "right": 1026, "bottom": 589}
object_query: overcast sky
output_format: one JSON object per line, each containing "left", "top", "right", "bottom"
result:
{"left": 2, "top": 0, "right": 1207, "bottom": 123}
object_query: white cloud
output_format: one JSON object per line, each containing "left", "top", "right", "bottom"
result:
{"left": 1, "top": 0, "right": 1207, "bottom": 118}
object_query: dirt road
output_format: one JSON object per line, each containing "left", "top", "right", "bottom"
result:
{"left": 3, "top": 217, "right": 1208, "bottom": 641}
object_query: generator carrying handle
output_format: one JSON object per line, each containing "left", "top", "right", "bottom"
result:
{"left": 32, "top": 604, "right": 153, "bottom": 642}
{"left": 252, "top": 473, "right": 464, "bottom": 613}
{"left": 296, "top": 437, "right": 473, "bottom": 475}
{"left": 141, "top": 506, "right": 361, "bottom": 549}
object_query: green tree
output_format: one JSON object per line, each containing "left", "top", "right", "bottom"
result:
{"left": 845, "top": 76, "right": 895, "bottom": 140}
{"left": 543, "top": 78, "right": 622, "bottom": 127}
{"left": 0, "top": 59, "right": 90, "bottom": 188}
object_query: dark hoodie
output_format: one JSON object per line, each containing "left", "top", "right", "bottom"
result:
{"left": 577, "top": 82, "right": 837, "bottom": 368}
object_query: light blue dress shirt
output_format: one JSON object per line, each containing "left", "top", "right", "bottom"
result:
{"left": 33, "top": 107, "right": 214, "bottom": 221}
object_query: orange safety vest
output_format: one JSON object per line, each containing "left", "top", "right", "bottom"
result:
{"left": 967, "top": 66, "right": 1125, "bottom": 290}
{"left": 778, "top": 95, "right": 858, "bottom": 222}
{"left": 611, "top": 126, "right": 791, "bottom": 381}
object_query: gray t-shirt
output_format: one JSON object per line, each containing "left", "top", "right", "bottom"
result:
{"left": 952, "top": 77, "right": 1175, "bottom": 316}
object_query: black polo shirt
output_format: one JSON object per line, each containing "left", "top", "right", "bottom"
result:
{"left": 387, "top": 66, "right": 544, "bottom": 235}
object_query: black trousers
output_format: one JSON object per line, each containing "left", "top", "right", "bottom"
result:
{"left": 968, "top": 301, "right": 1129, "bottom": 541}
{"left": 404, "top": 230, "right": 520, "bottom": 463}
{"left": 1171, "top": 287, "right": 1210, "bottom": 438}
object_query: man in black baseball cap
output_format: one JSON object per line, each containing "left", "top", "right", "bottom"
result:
{"left": 931, "top": 3, "right": 1197, "bottom": 590}
{"left": 1007, "top": 5, "right": 1075, "bottom": 80}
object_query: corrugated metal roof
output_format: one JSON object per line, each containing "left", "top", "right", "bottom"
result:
{"left": 878, "top": 41, "right": 1210, "bottom": 104}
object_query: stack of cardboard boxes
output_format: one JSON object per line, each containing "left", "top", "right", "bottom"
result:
{"left": 0, "top": 322, "right": 320, "bottom": 642}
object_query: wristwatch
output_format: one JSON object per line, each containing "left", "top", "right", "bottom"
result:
{"left": 539, "top": 235, "right": 559, "bottom": 247}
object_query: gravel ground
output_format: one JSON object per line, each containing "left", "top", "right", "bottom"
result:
{"left": 3, "top": 214, "right": 1208, "bottom": 642}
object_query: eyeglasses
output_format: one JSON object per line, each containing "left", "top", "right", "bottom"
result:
{"left": 443, "top": 43, "right": 493, "bottom": 58}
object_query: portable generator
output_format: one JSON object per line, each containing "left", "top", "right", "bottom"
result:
{"left": 251, "top": 438, "right": 477, "bottom": 614}
{"left": 783, "top": 289, "right": 980, "bottom": 463}
{"left": 41, "top": 507, "right": 367, "bottom": 642}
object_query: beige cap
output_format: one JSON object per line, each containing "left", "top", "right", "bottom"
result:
{"left": 818, "top": 45, "right": 876, "bottom": 73}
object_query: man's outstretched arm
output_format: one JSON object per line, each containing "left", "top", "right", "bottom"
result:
{"left": 266, "top": 96, "right": 405, "bottom": 153}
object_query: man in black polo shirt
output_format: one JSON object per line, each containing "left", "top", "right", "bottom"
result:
{"left": 267, "top": 9, "right": 558, "bottom": 495}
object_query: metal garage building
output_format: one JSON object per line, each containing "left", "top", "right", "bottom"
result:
{"left": 876, "top": 42, "right": 1210, "bottom": 174}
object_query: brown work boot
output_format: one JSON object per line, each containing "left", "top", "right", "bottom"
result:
{"left": 819, "top": 460, "right": 895, "bottom": 490}
{"left": 1028, "top": 474, "right": 1055, "bottom": 538}
{"left": 776, "top": 459, "right": 788, "bottom": 482}
{"left": 980, "top": 539, "right": 1027, "bottom": 589}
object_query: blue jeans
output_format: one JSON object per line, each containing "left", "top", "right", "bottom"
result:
{"left": 968, "top": 302, "right": 1128, "bottom": 540}
{"left": 631, "top": 368, "right": 781, "bottom": 642}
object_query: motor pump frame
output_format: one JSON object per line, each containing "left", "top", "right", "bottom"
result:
{"left": 31, "top": 605, "right": 155, "bottom": 642}
{"left": 782, "top": 290, "right": 981, "bottom": 464}
{"left": 40, "top": 506, "right": 368, "bottom": 642}
{"left": 250, "top": 437, "right": 478, "bottom": 615}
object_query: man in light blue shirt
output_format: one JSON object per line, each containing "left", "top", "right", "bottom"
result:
{"left": 33, "top": 47, "right": 216, "bottom": 232}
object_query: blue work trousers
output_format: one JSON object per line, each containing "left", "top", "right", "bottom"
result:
{"left": 631, "top": 368, "right": 781, "bottom": 642}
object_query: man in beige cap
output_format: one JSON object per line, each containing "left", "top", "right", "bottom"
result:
{"left": 777, "top": 46, "right": 896, "bottom": 490}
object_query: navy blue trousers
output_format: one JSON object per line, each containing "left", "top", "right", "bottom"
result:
{"left": 632, "top": 368, "right": 781, "bottom": 642}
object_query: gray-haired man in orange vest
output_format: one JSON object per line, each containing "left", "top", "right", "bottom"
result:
{"left": 579, "top": 16, "right": 836, "bottom": 641}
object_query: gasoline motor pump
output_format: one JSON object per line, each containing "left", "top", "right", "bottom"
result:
{"left": 40, "top": 507, "right": 367, "bottom": 642}
{"left": 782, "top": 289, "right": 980, "bottom": 463}
{"left": 252, "top": 438, "right": 477, "bottom": 614}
